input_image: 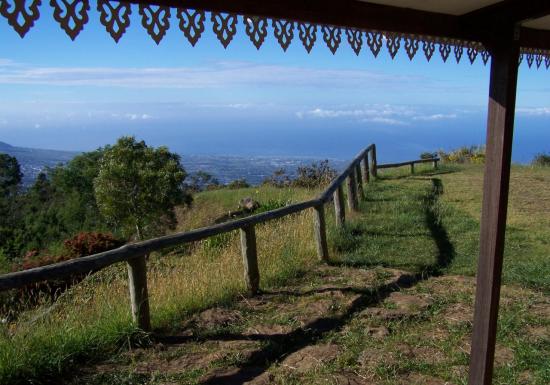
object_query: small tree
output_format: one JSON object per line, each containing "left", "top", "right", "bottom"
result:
{"left": 94, "top": 137, "right": 191, "bottom": 240}
{"left": 0, "top": 153, "right": 22, "bottom": 197}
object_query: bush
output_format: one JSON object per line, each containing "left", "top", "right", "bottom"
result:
{"left": 63, "top": 232, "right": 124, "bottom": 259}
{"left": 226, "top": 178, "right": 250, "bottom": 189}
{"left": 438, "top": 146, "right": 485, "bottom": 164}
{"left": 532, "top": 153, "right": 550, "bottom": 166}
{"left": 263, "top": 160, "right": 337, "bottom": 189}
{"left": 420, "top": 152, "right": 438, "bottom": 160}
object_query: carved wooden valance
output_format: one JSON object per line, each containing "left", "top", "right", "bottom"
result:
{"left": 1, "top": 0, "right": 550, "bottom": 69}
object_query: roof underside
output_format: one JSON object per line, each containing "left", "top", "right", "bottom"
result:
{"left": 2, "top": 0, "right": 550, "bottom": 67}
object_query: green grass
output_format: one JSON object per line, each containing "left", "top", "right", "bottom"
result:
{"left": 1, "top": 164, "right": 549, "bottom": 384}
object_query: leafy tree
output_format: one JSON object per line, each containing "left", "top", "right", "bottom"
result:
{"left": 186, "top": 171, "right": 220, "bottom": 192}
{"left": 94, "top": 136, "right": 191, "bottom": 240}
{"left": 0, "top": 153, "right": 22, "bottom": 197}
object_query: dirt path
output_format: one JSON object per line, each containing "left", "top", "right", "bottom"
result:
{"left": 70, "top": 264, "right": 549, "bottom": 385}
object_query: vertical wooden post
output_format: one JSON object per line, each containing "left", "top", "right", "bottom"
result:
{"left": 410, "top": 162, "right": 415, "bottom": 174}
{"left": 433, "top": 159, "right": 438, "bottom": 169}
{"left": 369, "top": 145, "right": 378, "bottom": 178}
{"left": 355, "top": 164, "right": 365, "bottom": 200}
{"left": 313, "top": 204, "right": 329, "bottom": 262}
{"left": 240, "top": 225, "right": 260, "bottom": 295}
{"left": 346, "top": 171, "right": 358, "bottom": 212}
{"left": 333, "top": 185, "right": 345, "bottom": 227}
{"left": 127, "top": 255, "right": 151, "bottom": 331}
{"left": 362, "top": 157, "right": 370, "bottom": 183}
{"left": 468, "top": 30, "right": 519, "bottom": 385}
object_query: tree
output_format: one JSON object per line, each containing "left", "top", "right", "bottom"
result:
{"left": 0, "top": 153, "right": 22, "bottom": 197}
{"left": 94, "top": 137, "right": 191, "bottom": 240}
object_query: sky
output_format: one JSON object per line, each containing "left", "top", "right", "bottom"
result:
{"left": 1, "top": 4, "right": 550, "bottom": 163}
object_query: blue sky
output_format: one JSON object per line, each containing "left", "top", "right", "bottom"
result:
{"left": 1, "top": 4, "right": 550, "bottom": 163}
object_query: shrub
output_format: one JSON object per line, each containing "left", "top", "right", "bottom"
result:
{"left": 63, "top": 232, "right": 124, "bottom": 259}
{"left": 262, "top": 168, "right": 291, "bottom": 188}
{"left": 226, "top": 178, "right": 250, "bottom": 189}
{"left": 420, "top": 152, "right": 438, "bottom": 160}
{"left": 532, "top": 153, "right": 550, "bottom": 166}
{"left": 438, "top": 146, "right": 485, "bottom": 164}
{"left": 293, "top": 160, "right": 337, "bottom": 188}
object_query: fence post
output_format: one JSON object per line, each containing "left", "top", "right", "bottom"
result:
{"left": 240, "top": 225, "right": 260, "bottom": 295}
{"left": 127, "top": 255, "right": 151, "bottom": 331}
{"left": 433, "top": 159, "right": 439, "bottom": 169}
{"left": 362, "top": 156, "right": 370, "bottom": 183}
{"left": 334, "top": 185, "right": 345, "bottom": 227}
{"left": 355, "top": 164, "right": 365, "bottom": 200}
{"left": 313, "top": 204, "right": 329, "bottom": 262}
{"left": 369, "top": 145, "right": 378, "bottom": 178}
{"left": 410, "top": 162, "right": 415, "bottom": 174}
{"left": 346, "top": 171, "right": 359, "bottom": 212}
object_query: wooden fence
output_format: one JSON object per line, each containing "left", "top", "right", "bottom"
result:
{"left": 0, "top": 145, "right": 438, "bottom": 331}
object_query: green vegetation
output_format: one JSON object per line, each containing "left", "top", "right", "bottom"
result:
{"left": 0, "top": 160, "right": 548, "bottom": 384}
{"left": 436, "top": 146, "right": 486, "bottom": 164}
{"left": 532, "top": 152, "right": 550, "bottom": 167}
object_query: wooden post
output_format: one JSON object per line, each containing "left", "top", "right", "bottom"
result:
{"left": 362, "top": 156, "right": 370, "bottom": 183}
{"left": 355, "top": 164, "right": 365, "bottom": 200}
{"left": 127, "top": 255, "right": 151, "bottom": 331}
{"left": 346, "top": 171, "right": 359, "bottom": 212}
{"left": 433, "top": 159, "right": 438, "bottom": 169}
{"left": 410, "top": 162, "right": 415, "bottom": 174}
{"left": 468, "top": 29, "right": 519, "bottom": 385}
{"left": 333, "top": 185, "right": 345, "bottom": 227}
{"left": 240, "top": 225, "right": 260, "bottom": 295}
{"left": 369, "top": 145, "right": 378, "bottom": 178}
{"left": 313, "top": 204, "right": 329, "bottom": 262}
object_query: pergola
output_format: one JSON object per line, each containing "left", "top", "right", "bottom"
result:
{"left": 2, "top": 1, "right": 550, "bottom": 384}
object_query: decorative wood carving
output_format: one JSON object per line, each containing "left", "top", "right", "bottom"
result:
{"left": 211, "top": 12, "right": 237, "bottom": 48}
{"left": 366, "top": 31, "right": 382, "bottom": 57}
{"left": 273, "top": 19, "right": 293, "bottom": 51}
{"left": 139, "top": 4, "right": 170, "bottom": 45}
{"left": 386, "top": 33, "right": 400, "bottom": 59}
{"left": 404, "top": 36, "right": 419, "bottom": 60}
{"left": 454, "top": 45, "right": 463, "bottom": 63}
{"left": 346, "top": 29, "right": 363, "bottom": 56}
{"left": 439, "top": 42, "right": 451, "bottom": 62}
{"left": 50, "top": 0, "right": 89, "bottom": 40}
{"left": 176, "top": 8, "right": 205, "bottom": 46}
{"left": 322, "top": 25, "right": 341, "bottom": 54}
{"left": 97, "top": 0, "right": 131, "bottom": 43}
{"left": 298, "top": 23, "right": 316, "bottom": 53}
{"left": 4, "top": 5, "right": 550, "bottom": 71}
{"left": 0, "top": 0, "right": 41, "bottom": 37}
{"left": 423, "top": 40, "right": 435, "bottom": 61}
{"left": 244, "top": 16, "right": 267, "bottom": 50}
{"left": 467, "top": 46, "right": 478, "bottom": 64}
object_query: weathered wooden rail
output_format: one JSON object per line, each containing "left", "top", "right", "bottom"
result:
{"left": 0, "top": 145, "right": 438, "bottom": 331}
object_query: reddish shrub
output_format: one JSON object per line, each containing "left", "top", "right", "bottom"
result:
{"left": 63, "top": 232, "right": 124, "bottom": 259}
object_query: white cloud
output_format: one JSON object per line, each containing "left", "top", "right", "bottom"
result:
{"left": 517, "top": 107, "right": 550, "bottom": 116}
{"left": 297, "top": 104, "right": 457, "bottom": 125}
{"left": 0, "top": 60, "right": 420, "bottom": 89}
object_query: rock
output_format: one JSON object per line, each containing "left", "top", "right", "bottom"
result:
{"left": 239, "top": 197, "right": 261, "bottom": 212}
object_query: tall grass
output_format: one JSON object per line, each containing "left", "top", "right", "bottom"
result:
{"left": 0, "top": 187, "right": 324, "bottom": 384}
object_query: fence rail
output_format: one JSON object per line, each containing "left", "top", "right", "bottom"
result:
{"left": 0, "top": 144, "right": 438, "bottom": 331}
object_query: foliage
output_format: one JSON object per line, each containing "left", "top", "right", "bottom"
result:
{"left": 532, "top": 152, "right": 550, "bottom": 166}
{"left": 438, "top": 146, "right": 485, "bottom": 164}
{"left": 263, "top": 160, "right": 337, "bottom": 189}
{"left": 420, "top": 151, "right": 438, "bottom": 160}
{"left": 94, "top": 136, "right": 191, "bottom": 240}
{"left": 63, "top": 232, "right": 124, "bottom": 259}
{"left": 0, "top": 153, "right": 22, "bottom": 197}
{"left": 185, "top": 171, "right": 220, "bottom": 192}
{"left": 226, "top": 178, "right": 250, "bottom": 189}
{"left": 262, "top": 168, "right": 291, "bottom": 188}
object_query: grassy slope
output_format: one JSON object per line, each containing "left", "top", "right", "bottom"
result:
{"left": 0, "top": 165, "right": 549, "bottom": 384}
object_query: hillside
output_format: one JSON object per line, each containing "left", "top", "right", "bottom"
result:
{"left": 0, "top": 163, "right": 548, "bottom": 384}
